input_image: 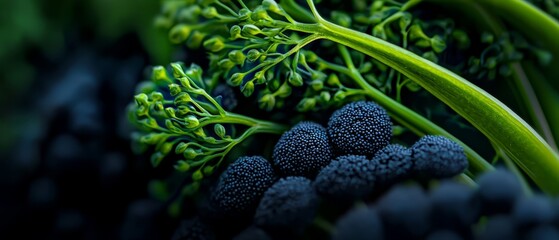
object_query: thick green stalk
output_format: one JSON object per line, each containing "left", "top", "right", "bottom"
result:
{"left": 292, "top": 1, "right": 559, "bottom": 193}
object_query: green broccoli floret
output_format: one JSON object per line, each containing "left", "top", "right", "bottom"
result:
{"left": 272, "top": 121, "right": 333, "bottom": 178}
{"left": 327, "top": 101, "right": 392, "bottom": 157}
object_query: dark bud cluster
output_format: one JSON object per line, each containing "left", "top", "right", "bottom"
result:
{"left": 314, "top": 155, "right": 376, "bottom": 201}
{"left": 411, "top": 135, "right": 469, "bottom": 179}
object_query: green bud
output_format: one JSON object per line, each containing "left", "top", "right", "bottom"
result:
{"left": 160, "top": 142, "right": 174, "bottom": 155}
{"left": 254, "top": 71, "right": 266, "bottom": 84}
{"left": 201, "top": 6, "right": 218, "bottom": 18}
{"left": 134, "top": 93, "right": 149, "bottom": 106}
{"left": 186, "top": 64, "right": 203, "bottom": 81}
{"left": 333, "top": 90, "right": 347, "bottom": 102}
{"left": 168, "top": 83, "right": 182, "bottom": 96}
{"left": 481, "top": 32, "right": 494, "bottom": 44}
{"left": 242, "top": 81, "right": 255, "bottom": 97}
{"left": 238, "top": 8, "right": 252, "bottom": 20}
{"left": 187, "top": 31, "right": 206, "bottom": 49}
{"left": 165, "top": 107, "right": 177, "bottom": 118}
{"left": 203, "top": 37, "right": 225, "bottom": 52}
{"left": 218, "top": 59, "right": 236, "bottom": 70}
{"left": 259, "top": 94, "right": 276, "bottom": 111}
{"left": 399, "top": 12, "right": 413, "bottom": 30}
{"left": 165, "top": 119, "right": 178, "bottom": 131}
{"left": 251, "top": 7, "right": 271, "bottom": 21}
{"left": 452, "top": 30, "right": 470, "bottom": 49}
{"left": 332, "top": 11, "right": 352, "bottom": 28}
{"left": 150, "top": 92, "right": 164, "bottom": 101}
{"left": 247, "top": 49, "right": 261, "bottom": 62}
{"left": 169, "top": 24, "right": 192, "bottom": 44}
{"left": 392, "top": 125, "right": 407, "bottom": 136}
{"left": 228, "top": 73, "right": 244, "bottom": 86}
{"left": 192, "top": 170, "right": 204, "bottom": 181}
{"left": 175, "top": 142, "right": 188, "bottom": 154}
{"left": 483, "top": 57, "right": 497, "bottom": 69}
{"left": 288, "top": 71, "right": 303, "bottom": 87}
{"left": 174, "top": 92, "right": 192, "bottom": 105}
{"left": 154, "top": 101, "right": 165, "bottom": 112}
{"left": 170, "top": 62, "right": 187, "bottom": 78}
{"left": 177, "top": 105, "right": 192, "bottom": 115}
{"left": 296, "top": 98, "right": 317, "bottom": 112}
{"left": 430, "top": 35, "right": 447, "bottom": 53}
{"left": 228, "top": 50, "right": 246, "bottom": 65}
{"left": 143, "top": 118, "right": 160, "bottom": 129}
{"left": 151, "top": 152, "right": 165, "bottom": 167}
{"left": 214, "top": 124, "right": 226, "bottom": 138}
{"left": 373, "top": 25, "right": 387, "bottom": 40}
{"left": 230, "top": 25, "right": 242, "bottom": 39}
{"left": 152, "top": 66, "right": 171, "bottom": 83}
{"left": 135, "top": 105, "right": 148, "bottom": 117}
{"left": 140, "top": 133, "right": 166, "bottom": 145}
{"left": 203, "top": 166, "right": 215, "bottom": 176}
{"left": 242, "top": 24, "right": 262, "bottom": 36}
{"left": 263, "top": 0, "right": 282, "bottom": 13}
{"left": 174, "top": 160, "right": 191, "bottom": 172}
{"left": 319, "top": 91, "right": 331, "bottom": 102}
{"left": 193, "top": 127, "right": 206, "bottom": 137}
{"left": 178, "top": 5, "right": 202, "bottom": 22}
{"left": 326, "top": 74, "right": 341, "bottom": 86}
{"left": 184, "top": 115, "right": 199, "bottom": 128}
{"left": 311, "top": 80, "right": 323, "bottom": 91}
{"left": 183, "top": 148, "right": 198, "bottom": 159}
{"left": 303, "top": 51, "right": 318, "bottom": 62}
{"left": 276, "top": 83, "right": 292, "bottom": 98}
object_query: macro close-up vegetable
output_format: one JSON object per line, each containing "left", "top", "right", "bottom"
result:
{"left": 3, "top": 0, "right": 559, "bottom": 239}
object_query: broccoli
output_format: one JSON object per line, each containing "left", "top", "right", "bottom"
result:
{"left": 430, "top": 181, "right": 480, "bottom": 234}
{"left": 475, "top": 215, "right": 517, "bottom": 240}
{"left": 254, "top": 176, "right": 318, "bottom": 236}
{"left": 477, "top": 169, "right": 523, "bottom": 215}
{"left": 371, "top": 144, "right": 413, "bottom": 185}
{"left": 411, "top": 135, "right": 468, "bottom": 179}
{"left": 327, "top": 101, "right": 392, "bottom": 157}
{"left": 211, "top": 156, "right": 276, "bottom": 218}
{"left": 171, "top": 218, "right": 216, "bottom": 240}
{"left": 332, "top": 207, "right": 384, "bottom": 240}
{"left": 272, "top": 121, "right": 333, "bottom": 178}
{"left": 512, "top": 195, "right": 554, "bottom": 229}
{"left": 313, "top": 155, "right": 376, "bottom": 200}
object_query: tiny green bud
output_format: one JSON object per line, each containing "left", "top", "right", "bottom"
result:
{"left": 326, "top": 74, "right": 341, "bottom": 86}
{"left": 259, "top": 94, "right": 276, "bottom": 111}
{"left": 150, "top": 92, "right": 164, "bottom": 101}
{"left": 175, "top": 142, "right": 188, "bottom": 154}
{"left": 288, "top": 71, "right": 303, "bottom": 87}
{"left": 247, "top": 49, "right": 261, "bottom": 62}
{"left": 152, "top": 66, "right": 171, "bottom": 83}
{"left": 134, "top": 93, "right": 149, "bottom": 106}
{"left": 165, "top": 119, "right": 178, "bottom": 131}
{"left": 187, "top": 31, "right": 206, "bottom": 49}
{"left": 483, "top": 57, "right": 498, "bottom": 69}
{"left": 251, "top": 7, "right": 271, "bottom": 21}
{"left": 296, "top": 98, "right": 317, "bottom": 112}
{"left": 263, "top": 0, "right": 282, "bottom": 13}
{"left": 238, "top": 8, "right": 252, "bottom": 20}
{"left": 142, "top": 118, "right": 160, "bottom": 129}
{"left": 203, "top": 166, "right": 215, "bottom": 176}
{"left": 169, "top": 24, "right": 192, "bottom": 44}
{"left": 242, "top": 81, "right": 255, "bottom": 97}
{"left": 430, "top": 35, "right": 447, "bottom": 53}
{"left": 303, "top": 51, "right": 318, "bottom": 62}
{"left": 311, "top": 80, "right": 323, "bottom": 91}
{"left": 203, "top": 37, "right": 225, "bottom": 52}
{"left": 201, "top": 6, "right": 218, "bottom": 18}
{"left": 193, "top": 127, "right": 206, "bottom": 137}
{"left": 165, "top": 107, "right": 176, "bottom": 118}
{"left": 170, "top": 62, "right": 187, "bottom": 78}
{"left": 276, "top": 83, "right": 292, "bottom": 98}
{"left": 218, "top": 59, "right": 236, "bottom": 70}
{"left": 481, "top": 32, "right": 494, "bottom": 44}
{"left": 183, "top": 148, "right": 198, "bottom": 159}
{"left": 151, "top": 152, "right": 165, "bottom": 167}
{"left": 140, "top": 133, "right": 166, "bottom": 145}
{"left": 228, "top": 73, "right": 244, "bottom": 86}
{"left": 184, "top": 115, "right": 199, "bottom": 128}
{"left": 168, "top": 83, "right": 182, "bottom": 96}
{"left": 392, "top": 125, "right": 407, "bottom": 136}
{"left": 174, "top": 92, "right": 192, "bottom": 105}
{"left": 228, "top": 50, "right": 246, "bottom": 65}
{"left": 174, "top": 160, "right": 191, "bottom": 172}
{"left": 214, "top": 124, "right": 226, "bottom": 138}
{"left": 177, "top": 105, "right": 192, "bottom": 115}
{"left": 230, "top": 25, "right": 242, "bottom": 39}
{"left": 135, "top": 105, "right": 148, "bottom": 117}
{"left": 320, "top": 91, "right": 331, "bottom": 102}
{"left": 333, "top": 90, "right": 347, "bottom": 102}
{"left": 154, "top": 101, "right": 165, "bottom": 112}
{"left": 178, "top": 5, "right": 202, "bottom": 22}
{"left": 332, "top": 11, "right": 352, "bottom": 28}
{"left": 160, "top": 142, "right": 174, "bottom": 155}
{"left": 254, "top": 71, "right": 266, "bottom": 84}
{"left": 242, "top": 24, "right": 262, "bottom": 36}
{"left": 373, "top": 25, "right": 387, "bottom": 40}
{"left": 192, "top": 169, "right": 204, "bottom": 181}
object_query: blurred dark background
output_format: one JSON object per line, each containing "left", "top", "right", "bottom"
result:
{"left": 0, "top": 0, "right": 180, "bottom": 239}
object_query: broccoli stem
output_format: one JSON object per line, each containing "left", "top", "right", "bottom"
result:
{"left": 288, "top": 0, "right": 559, "bottom": 194}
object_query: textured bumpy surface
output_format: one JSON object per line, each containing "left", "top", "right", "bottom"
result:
{"left": 327, "top": 101, "right": 392, "bottom": 157}
{"left": 212, "top": 156, "right": 276, "bottom": 217}
{"left": 411, "top": 135, "right": 468, "bottom": 178}
{"left": 254, "top": 177, "right": 318, "bottom": 234}
{"left": 314, "top": 155, "right": 376, "bottom": 200}
{"left": 272, "top": 121, "right": 333, "bottom": 178}
{"left": 371, "top": 144, "right": 413, "bottom": 185}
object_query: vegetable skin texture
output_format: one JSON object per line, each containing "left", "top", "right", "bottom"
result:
{"left": 272, "top": 121, "right": 333, "bottom": 178}
{"left": 327, "top": 101, "right": 392, "bottom": 158}
{"left": 371, "top": 144, "right": 413, "bottom": 185}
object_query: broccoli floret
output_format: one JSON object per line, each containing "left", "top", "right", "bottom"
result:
{"left": 476, "top": 215, "right": 517, "bottom": 240}
{"left": 212, "top": 156, "right": 276, "bottom": 218}
{"left": 327, "top": 101, "right": 392, "bottom": 157}
{"left": 172, "top": 218, "right": 216, "bottom": 240}
{"left": 371, "top": 144, "right": 413, "bottom": 185}
{"left": 430, "top": 181, "right": 480, "bottom": 234}
{"left": 254, "top": 177, "right": 318, "bottom": 236}
{"left": 332, "top": 207, "right": 384, "bottom": 240}
{"left": 512, "top": 195, "right": 554, "bottom": 228}
{"left": 313, "top": 155, "right": 376, "bottom": 200}
{"left": 411, "top": 135, "right": 468, "bottom": 178}
{"left": 477, "top": 169, "right": 523, "bottom": 215}
{"left": 272, "top": 121, "right": 333, "bottom": 178}
{"left": 376, "top": 184, "right": 432, "bottom": 239}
